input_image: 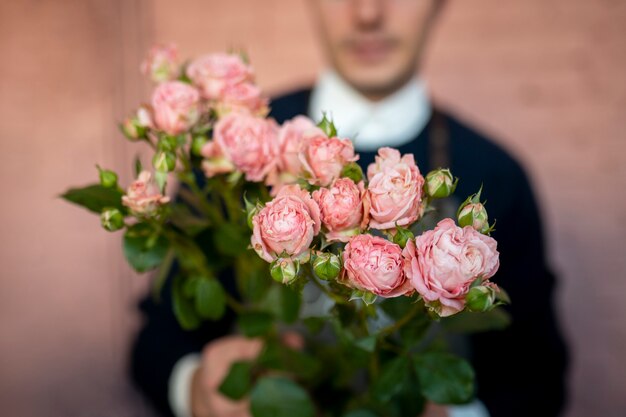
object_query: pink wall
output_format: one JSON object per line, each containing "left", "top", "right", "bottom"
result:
{"left": 0, "top": 0, "right": 624, "bottom": 416}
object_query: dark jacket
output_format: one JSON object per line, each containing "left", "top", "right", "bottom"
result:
{"left": 130, "top": 89, "right": 569, "bottom": 417}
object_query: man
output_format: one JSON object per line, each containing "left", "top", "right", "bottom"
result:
{"left": 131, "top": 1, "right": 568, "bottom": 416}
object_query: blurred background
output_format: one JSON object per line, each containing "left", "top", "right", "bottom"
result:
{"left": 1, "top": 0, "right": 625, "bottom": 416}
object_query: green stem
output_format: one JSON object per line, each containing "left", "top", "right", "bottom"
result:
{"left": 379, "top": 300, "right": 422, "bottom": 336}
{"left": 309, "top": 273, "right": 349, "bottom": 305}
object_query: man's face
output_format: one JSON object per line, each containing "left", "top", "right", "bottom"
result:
{"left": 310, "top": 0, "right": 440, "bottom": 98}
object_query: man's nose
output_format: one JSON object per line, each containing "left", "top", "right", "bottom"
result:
{"left": 352, "top": 0, "right": 385, "bottom": 29}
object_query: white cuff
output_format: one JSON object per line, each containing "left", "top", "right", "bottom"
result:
{"left": 447, "top": 399, "right": 490, "bottom": 417}
{"left": 168, "top": 353, "right": 201, "bottom": 417}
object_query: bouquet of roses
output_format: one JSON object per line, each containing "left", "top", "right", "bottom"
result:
{"left": 62, "top": 43, "right": 509, "bottom": 417}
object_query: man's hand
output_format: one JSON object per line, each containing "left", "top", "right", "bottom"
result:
{"left": 191, "top": 336, "right": 262, "bottom": 417}
{"left": 423, "top": 402, "right": 450, "bottom": 417}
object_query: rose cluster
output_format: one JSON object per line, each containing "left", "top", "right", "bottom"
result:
{"left": 119, "top": 44, "right": 270, "bottom": 211}
{"left": 118, "top": 44, "right": 501, "bottom": 317}
{"left": 243, "top": 125, "right": 501, "bottom": 316}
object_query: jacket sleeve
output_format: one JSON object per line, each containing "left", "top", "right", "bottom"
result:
{"left": 470, "top": 167, "right": 569, "bottom": 417}
{"left": 129, "top": 263, "right": 235, "bottom": 416}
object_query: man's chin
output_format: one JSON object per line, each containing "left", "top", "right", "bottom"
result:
{"left": 339, "top": 67, "right": 414, "bottom": 100}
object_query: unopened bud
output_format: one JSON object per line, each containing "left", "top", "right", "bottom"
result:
{"left": 153, "top": 151, "right": 176, "bottom": 172}
{"left": 191, "top": 135, "right": 208, "bottom": 156}
{"left": 270, "top": 258, "right": 299, "bottom": 284}
{"left": 458, "top": 202, "right": 490, "bottom": 234}
{"left": 97, "top": 165, "right": 118, "bottom": 188}
{"left": 466, "top": 285, "right": 496, "bottom": 312}
{"left": 100, "top": 208, "right": 124, "bottom": 232}
{"left": 341, "top": 162, "right": 364, "bottom": 183}
{"left": 120, "top": 117, "right": 146, "bottom": 141}
{"left": 425, "top": 168, "right": 457, "bottom": 199}
{"left": 317, "top": 112, "right": 338, "bottom": 137}
{"left": 245, "top": 197, "right": 261, "bottom": 230}
{"left": 392, "top": 227, "right": 414, "bottom": 249}
{"left": 313, "top": 252, "right": 341, "bottom": 281}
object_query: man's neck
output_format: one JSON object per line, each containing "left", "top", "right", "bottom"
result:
{"left": 309, "top": 70, "right": 432, "bottom": 152}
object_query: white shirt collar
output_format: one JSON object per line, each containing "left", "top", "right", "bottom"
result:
{"left": 308, "top": 70, "right": 432, "bottom": 152}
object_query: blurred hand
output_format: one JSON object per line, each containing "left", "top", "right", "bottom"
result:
{"left": 422, "top": 402, "right": 450, "bottom": 417}
{"left": 191, "top": 335, "right": 262, "bottom": 417}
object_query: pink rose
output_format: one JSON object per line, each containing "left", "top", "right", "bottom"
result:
{"left": 200, "top": 140, "right": 235, "bottom": 177}
{"left": 266, "top": 116, "right": 323, "bottom": 192}
{"left": 215, "top": 82, "right": 268, "bottom": 117}
{"left": 342, "top": 234, "right": 412, "bottom": 297}
{"left": 151, "top": 81, "right": 200, "bottom": 135}
{"left": 140, "top": 43, "right": 179, "bottom": 83}
{"left": 367, "top": 147, "right": 425, "bottom": 230}
{"left": 213, "top": 113, "right": 279, "bottom": 182}
{"left": 299, "top": 133, "right": 358, "bottom": 186}
{"left": 121, "top": 171, "right": 170, "bottom": 214}
{"left": 403, "top": 218, "right": 500, "bottom": 317}
{"left": 186, "top": 53, "right": 253, "bottom": 100}
{"left": 251, "top": 185, "right": 321, "bottom": 262}
{"left": 312, "top": 178, "right": 370, "bottom": 242}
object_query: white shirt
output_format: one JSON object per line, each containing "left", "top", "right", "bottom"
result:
{"left": 168, "top": 71, "right": 489, "bottom": 417}
{"left": 309, "top": 70, "right": 431, "bottom": 151}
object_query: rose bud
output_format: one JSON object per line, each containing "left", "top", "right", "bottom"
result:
{"left": 97, "top": 165, "right": 118, "bottom": 188}
{"left": 244, "top": 196, "right": 261, "bottom": 230}
{"left": 340, "top": 162, "right": 364, "bottom": 183}
{"left": 120, "top": 117, "right": 145, "bottom": 141}
{"left": 140, "top": 43, "right": 179, "bottom": 83}
{"left": 313, "top": 252, "right": 341, "bottom": 281}
{"left": 425, "top": 168, "right": 457, "bottom": 199}
{"left": 100, "top": 208, "right": 124, "bottom": 232}
{"left": 121, "top": 106, "right": 153, "bottom": 141}
{"left": 392, "top": 226, "right": 414, "bottom": 249}
{"left": 152, "top": 151, "right": 176, "bottom": 172}
{"left": 458, "top": 202, "right": 490, "bottom": 234}
{"left": 403, "top": 218, "right": 500, "bottom": 317}
{"left": 191, "top": 135, "right": 208, "bottom": 156}
{"left": 316, "top": 113, "right": 338, "bottom": 137}
{"left": 465, "top": 285, "right": 497, "bottom": 312}
{"left": 270, "top": 258, "right": 299, "bottom": 285}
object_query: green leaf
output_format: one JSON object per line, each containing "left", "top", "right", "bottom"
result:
{"left": 343, "top": 410, "right": 378, "bottom": 417}
{"left": 123, "top": 224, "right": 169, "bottom": 272}
{"left": 170, "top": 204, "right": 211, "bottom": 236}
{"left": 259, "top": 284, "right": 301, "bottom": 324}
{"left": 380, "top": 296, "right": 418, "bottom": 320}
{"left": 172, "top": 274, "right": 201, "bottom": 330}
{"left": 134, "top": 155, "right": 143, "bottom": 177}
{"left": 151, "top": 248, "right": 175, "bottom": 301}
{"left": 250, "top": 377, "right": 315, "bottom": 417}
{"left": 237, "top": 312, "right": 273, "bottom": 337}
{"left": 214, "top": 223, "right": 250, "bottom": 257}
{"left": 354, "top": 335, "right": 377, "bottom": 353}
{"left": 195, "top": 278, "right": 226, "bottom": 320}
{"left": 61, "top": 184, "right": 125, "bottom": 214}
{"left": 372, "top": 356, "right": 411, "bottom": 403}
{"left": 441, "top": 308, "right": 511, "bottom": 334}
{"left": 414, "top": 352, "right": 475, "bottom": 404}
{"left": 218, "top": 361, "right": 253, "bottom": 400}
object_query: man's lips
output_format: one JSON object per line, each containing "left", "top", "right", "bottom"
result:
{"left": 345, "top": 39, "right": 397, "bottom": 63}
